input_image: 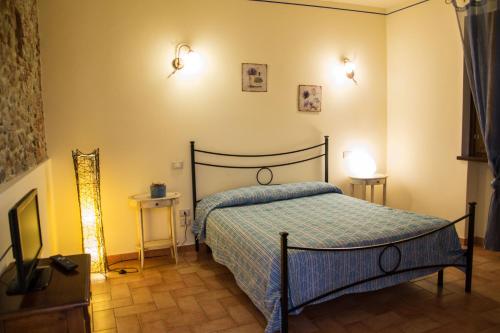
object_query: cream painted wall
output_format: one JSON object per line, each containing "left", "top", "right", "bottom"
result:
{"left": 386, "top": 0, "right": 469, "bottom": 234}
{"left": 467, "top": 162, "right": 494, "bottom": 238}
{"left": 38, "top": 0, "right": 387, "bottom": 255}
{"left": 0, "top": 160, "right": 57, "bottom": 274}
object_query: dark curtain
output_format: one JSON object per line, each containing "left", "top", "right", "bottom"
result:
{"left": 453, "top": 0, "right": 500, "bottom": 250}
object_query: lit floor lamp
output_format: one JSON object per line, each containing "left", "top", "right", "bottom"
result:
{"left": 72, "top": 149, "right": 108, "bottom": 273}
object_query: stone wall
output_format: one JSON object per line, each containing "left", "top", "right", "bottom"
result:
{"left": 0, "top": 0, "right": 47, "bottom": 185}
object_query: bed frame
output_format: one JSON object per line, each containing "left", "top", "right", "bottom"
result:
{"left": 190, "top": 137, "right": 476, "bottom": 333}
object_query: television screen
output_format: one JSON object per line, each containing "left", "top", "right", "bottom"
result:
{"left": 7, "top": 189, "right": 45, "bottom": 293}
{"left": 17, "top": 194, "right": 42, "bottom": 276}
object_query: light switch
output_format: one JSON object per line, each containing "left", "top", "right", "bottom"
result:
{"left": 172, "top": 161, "right": 184, "bottom": 169}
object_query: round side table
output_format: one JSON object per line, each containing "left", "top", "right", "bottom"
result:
{"left": 129, "top": 192, "right": 181, "bottom": 268}
{"left": 349, "top": 174, "right": 387, "bottom": 205}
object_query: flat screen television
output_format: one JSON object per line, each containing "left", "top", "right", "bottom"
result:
{"left": 7, "top": 189, "right": 52, "bottom": 295}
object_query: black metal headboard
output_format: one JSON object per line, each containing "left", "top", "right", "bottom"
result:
{"left": 190, "top": 136, "right": 329, "bottom": 213}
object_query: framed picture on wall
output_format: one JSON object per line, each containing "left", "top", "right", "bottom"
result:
{"left": 298, "top": 85, "right": 322, "bottom": 112}
{"left": 242, "top": 63, "right": 267, "bottom": 92}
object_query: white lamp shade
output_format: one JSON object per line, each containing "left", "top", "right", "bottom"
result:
{"left": 346, "top": 151, "right": 376, "bottom": 177}
{"left": 183, "top": 51, "right": 202, "bottom": 75}
{"left": 345, "top": 60, "right": 356, "bottom": 74}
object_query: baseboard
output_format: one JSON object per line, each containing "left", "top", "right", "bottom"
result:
{"left": 107, "top": 244, "right": 196, "bottom": 265}
{"left": 459, "top": 236, "right": 484, "bottom": 246}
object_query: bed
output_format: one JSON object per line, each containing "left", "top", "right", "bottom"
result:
{"left": 189, "top": 137, "right": 476, "bottom": 333}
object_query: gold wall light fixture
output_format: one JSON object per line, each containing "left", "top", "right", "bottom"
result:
{"left": 344, "top": 57, "right": 358, "bottom": 84}
{"left": 168, "top": 43, "right": 201, "bottom": 78}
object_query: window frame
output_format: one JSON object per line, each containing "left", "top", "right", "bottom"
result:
{"left": 457, "top": 66, "right": 488, "bottom": 163}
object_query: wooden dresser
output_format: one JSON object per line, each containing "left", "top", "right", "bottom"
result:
{"left": 0, "top": 254, "right": 91, "bottom": 333}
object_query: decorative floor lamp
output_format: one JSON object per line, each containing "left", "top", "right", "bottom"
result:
{"left": 72, "top": 149, "right": 108, "bottom": 273}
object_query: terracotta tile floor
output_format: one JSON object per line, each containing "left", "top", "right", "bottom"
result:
{"left": 91, "top": 246, "right": 500, "bottom": 333}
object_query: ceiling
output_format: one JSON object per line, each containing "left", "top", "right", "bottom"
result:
{"left": 318, "top": 0, "right": 415, "bottom": 10}
{"left": 252, "top": 0, "right": 427, "bottom": 14}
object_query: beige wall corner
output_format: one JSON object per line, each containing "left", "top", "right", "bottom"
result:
{"left": 466, "top": 162, "right": 494, "bottom": 239}
{"left": 386, "top": 0, "right": 468, "bottom": 234}
{"left": 38, "top": 0, "right": 387, "bottom": 255}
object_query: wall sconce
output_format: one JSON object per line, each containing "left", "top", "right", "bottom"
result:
{"left": 168, "top": 43, "right": 201, "bottom": 78}
{"left": 72, "top": 149, "right": 108, "bottom": 273}
{"left": 344, "top": 58, "right": 358, "bottom": 84}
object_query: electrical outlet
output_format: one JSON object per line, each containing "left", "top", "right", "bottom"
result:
{"left": 179, "top": 209, "right": 192, "bottom": 226}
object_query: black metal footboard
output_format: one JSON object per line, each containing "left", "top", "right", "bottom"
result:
{"left": 280, "top": 202, "right": 477, "bottom": 333}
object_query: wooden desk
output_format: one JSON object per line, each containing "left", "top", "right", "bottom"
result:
{"left": 0, "top": 254, "right": 91, "bottom": 333}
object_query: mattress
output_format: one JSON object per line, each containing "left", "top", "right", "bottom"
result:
{"left": 193, "top": 182, "right": 465, "bottom": 333}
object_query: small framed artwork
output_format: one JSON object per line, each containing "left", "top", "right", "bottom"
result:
{"left": 298, "top": 85, "right": 322, "bottom": 112}
{"left": 242, "top": 63, "right": 267, "bottom": 92}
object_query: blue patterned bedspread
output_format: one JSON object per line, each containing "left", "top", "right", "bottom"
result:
{"left": 193, "top": 182, "right": 465, "bottom": 333}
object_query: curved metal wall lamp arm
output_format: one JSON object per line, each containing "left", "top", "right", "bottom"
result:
{"left": 168, "top": 43, "right": 193, "bottom": 78}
